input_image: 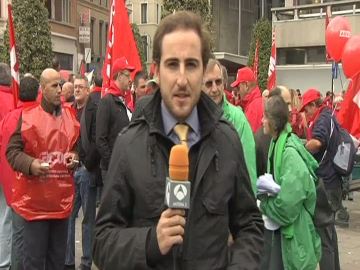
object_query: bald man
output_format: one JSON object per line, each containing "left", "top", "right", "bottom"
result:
{"left": 6, "top": 68, "right": 80, "bottom": 270}
{"left": 62, "top": 81, "right": 75, "bottom": 103}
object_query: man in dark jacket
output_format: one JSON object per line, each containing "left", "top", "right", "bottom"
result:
{"left": 93, "top": 11, "right": 263, "bottom": 270}
{"left": 302, "top": 88, "right": 341, "bottom": 270}
{"left": 96, "top": 57, "right": 134, "bottom": 181}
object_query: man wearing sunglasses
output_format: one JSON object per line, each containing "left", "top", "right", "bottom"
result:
{"left": 96, "top": 57, "right": 134, "bottom": 183}
{"left": 202, "top": 59, "right": 257, "bottom": 194}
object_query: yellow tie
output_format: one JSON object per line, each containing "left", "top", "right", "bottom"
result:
{"left": 173, "top": 124, "right": 189, "bottom": 146}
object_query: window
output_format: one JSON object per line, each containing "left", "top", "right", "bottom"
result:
{"left": 127, "top": 4, "right": 133, "bottom": 23}
{"left": 62, "top": 0, "right": 70, "bottom": 23}
{"left": 46, "top": 0, "right": 70, "bottom": 23}
{"left": 141, "top": 3, "right": 147, "bottom": 24}
{"left": 229, "top": 0, "right": 239, "bottom": 10}
{"left": 141, "top": 35, "right": 148, "bottom": 62}
{"left": 99, "top": 21, "right": 103, "bottom": 57}
{"left": 91, "top": 18, "right": 95, "bottom": 52}
{"left": 277, "top": 46, "right": 326, "bottom": 65}
{"left": 105, "top": 23, "right": 109, "bottom": 44}
{"left": 242, "top": 0, "right": 253, "bottom": 11}
{"left": 307, "top": 46, "right": 326, "bottom": 63}
{"left": 53, "top": 52, "right": 73, "bottom": 70}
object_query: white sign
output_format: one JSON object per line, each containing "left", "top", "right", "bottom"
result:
{"left": 79, "top": 26, "right": 90, "bottom": 43}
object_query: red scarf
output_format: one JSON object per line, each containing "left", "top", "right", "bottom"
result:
{"left": 106, "top": 81, "right": 126, "bottom": 97}
{"left": 306, "top": 105, "right": 327, "bottom": 140}
{"left": 92, "top": 86, "right": 102, "bottom": 93}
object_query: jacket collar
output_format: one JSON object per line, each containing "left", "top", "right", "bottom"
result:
{"left": 142, "top": 90, "right": 223, "bottom": 139}
{"left": 241, "top": 85, "right": 261, "bottom": 110}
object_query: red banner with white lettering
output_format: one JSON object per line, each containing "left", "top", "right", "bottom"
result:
{"left": 267, "top": 27, "right": 276, "bottom": 91}
{"left": 253, "top": 40, "right": 260, "bottom": 83}
{"left": 337, "top": 72, "right": 360, "bottom": 139}
{"left": 102, "top": 0, "right": 142, "bottom": 97}
{"left": 8, "top": 4, "right": 19, "bottom": 108}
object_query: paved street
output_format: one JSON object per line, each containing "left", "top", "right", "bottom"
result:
{"left": 74, "top": 193, "right": 360, "bottom": 270}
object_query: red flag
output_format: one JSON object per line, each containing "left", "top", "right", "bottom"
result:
{"left": 102, "top": 0, "right": 142, "bottom": 97}
{"left": 267, "top": 27, "right": 276, "bottom": 90}
{"left": 253, "top": 40, "right": 260, "bottom": 82}
{"left": 337, "top": 72, "right": 360, "bottom": 138}
{"left": 325, "top": 6, "right": 332, "bottom": 62}
{"left": 8, "top": 4, "right": 19, "bottom": 108}
{"left": 79, "top": 60, "right": 86, "bottom": 76}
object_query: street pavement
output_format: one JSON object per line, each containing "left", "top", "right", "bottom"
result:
{"left": 74, "top": 193, "right": 360, "bottom": 270}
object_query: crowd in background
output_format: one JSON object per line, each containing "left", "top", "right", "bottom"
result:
{"left": 0, "top": 10, "right": 358, "bottom": 270}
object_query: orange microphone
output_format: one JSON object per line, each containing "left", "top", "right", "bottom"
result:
{"left": 165, "top": 144, "right": 191, "bottom": 209}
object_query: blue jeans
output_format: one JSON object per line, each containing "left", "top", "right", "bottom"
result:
{"left": 11, "top": 210, "right": 25, "bottom": 270}
{"left": 0, "top": 187, "right": 11, "bottom": 270}
{"left": 65, "top": 166, "right": 97, "bottom": 268}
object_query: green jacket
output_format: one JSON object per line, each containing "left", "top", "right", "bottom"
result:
{"left": 260, "top": 124, "right": 321, "bottom": 270}
{"left": 222, "top": 96, "right": 257, "bottom": 194}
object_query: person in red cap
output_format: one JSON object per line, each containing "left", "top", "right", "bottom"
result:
{"left": 96, "top": 56, "right": 134, "bottom": 182}
{"left": 301, "top": 88, "right": 342, "bottom": 270}
{"left": 231, "top": 67, "right": 263, "bottom": 132}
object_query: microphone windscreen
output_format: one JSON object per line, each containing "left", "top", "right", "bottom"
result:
{"left": 169, "top": 144, "right": 189, "bottom": 181}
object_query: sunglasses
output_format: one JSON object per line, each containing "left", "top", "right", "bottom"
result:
{"left": 204, "top": 78, "right": 223, "bottom": 89}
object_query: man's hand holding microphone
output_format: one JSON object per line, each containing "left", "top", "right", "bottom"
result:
{"left": 157, "top": 144, "right": 190, "bottom": 255}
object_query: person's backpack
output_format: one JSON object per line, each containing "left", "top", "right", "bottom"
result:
{"left": 321, "top": 117, "right": 356, "bottom": 177}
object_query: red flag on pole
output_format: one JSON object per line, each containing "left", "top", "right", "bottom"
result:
{"left": 337, "top": 72, "right": 360, "bottom": 139}
{"left": 253, "top": 40, "right": 260, "bottom": 83}
{"left": 102, "top": 0, "right": 142, "bottom": 97}
{"left": 325, "top": 5, "right": 332, "bottom": 62}
{"left": 267, "top": 27, "right": 276, "bottom": 90}
{"left": 79, "top": 60, "right": 86, "bottom": 76}
{"left": 8, "top": 4, "right": 19, "bottom": 108}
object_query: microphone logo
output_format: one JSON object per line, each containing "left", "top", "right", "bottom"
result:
{"left": 165, "top": 182, "right": 171, "bottom": 206}
{"left": 174, "top": 184, "right": 187, "bottom": 201}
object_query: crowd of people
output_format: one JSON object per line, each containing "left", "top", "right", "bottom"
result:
{"left": 0, "top": 10, "right": 357, "bottom": 270}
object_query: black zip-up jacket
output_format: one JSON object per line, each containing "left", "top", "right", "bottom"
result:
{"left": 96, "top": 91, "right": 130, "bottom": 170}
{"left": 93, "top": 91, "right": 264, "bottom": 270}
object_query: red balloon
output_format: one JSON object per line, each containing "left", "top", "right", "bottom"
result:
{"left": 342, "top": 35, "right": 360, "bottom": 78}
{"left": 325, "top": 16, "right": 351, "bottom": 62}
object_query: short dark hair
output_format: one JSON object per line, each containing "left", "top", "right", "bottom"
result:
{"left": 52, "top": 57, "right": 60, "bottom": 71}
{"left": 73, "top": 74, "right": 89, "bottom": 87}
{"left": 134, "top": 71, "right": 148, "bottom": 88}
{"left": 152, "top": 11, "right": 211, "bottom": 69}
{"left": 0, "top": 63, "right": 12, "bottom": 86}
{"left": 19, "top": 77, "right": 39, "bottom": 101}
{"left": 265, "top": 95, "right": 289, "bottom": 134}
{"left": 94, "top": 75, "right": 103, "bottom": 87}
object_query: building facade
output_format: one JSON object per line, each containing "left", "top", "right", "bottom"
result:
{"left": 273, "top": 0, "right": 360, "bottom": 92}
{"left": 126, "top": 0, "right": 162, "bottom": 71}
{"left": 77, "top": 0, "right": 110, "bottom": 75}
{"left": 0, "top": 0, "right": 110, "bottom": 75}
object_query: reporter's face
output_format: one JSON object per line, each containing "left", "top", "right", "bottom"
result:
{"left": 156, "top": 30, "right": 204, "bottom": 122}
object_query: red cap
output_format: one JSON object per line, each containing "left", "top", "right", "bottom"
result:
{"left": 112, "top": 57, "right": 135, "bottom": 76}
{"left": 300, "top": 88, "right": 321, "bottom": 112}
{"left": 231, "top": 67, "right": 255, "bottom": 88}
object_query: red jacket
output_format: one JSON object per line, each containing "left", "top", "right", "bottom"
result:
{"left": 0, "top": 85, "right": 14, "bottom": 120}
{"left": 0, "top": 102, "right": 37, "bottom": 205}
{"left": 241, "top": 86, "right": 264, "bottom": 133}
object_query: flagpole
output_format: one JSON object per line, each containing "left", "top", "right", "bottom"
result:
{"left": 8, "top": 3, "right": 20, "bottom": 108}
